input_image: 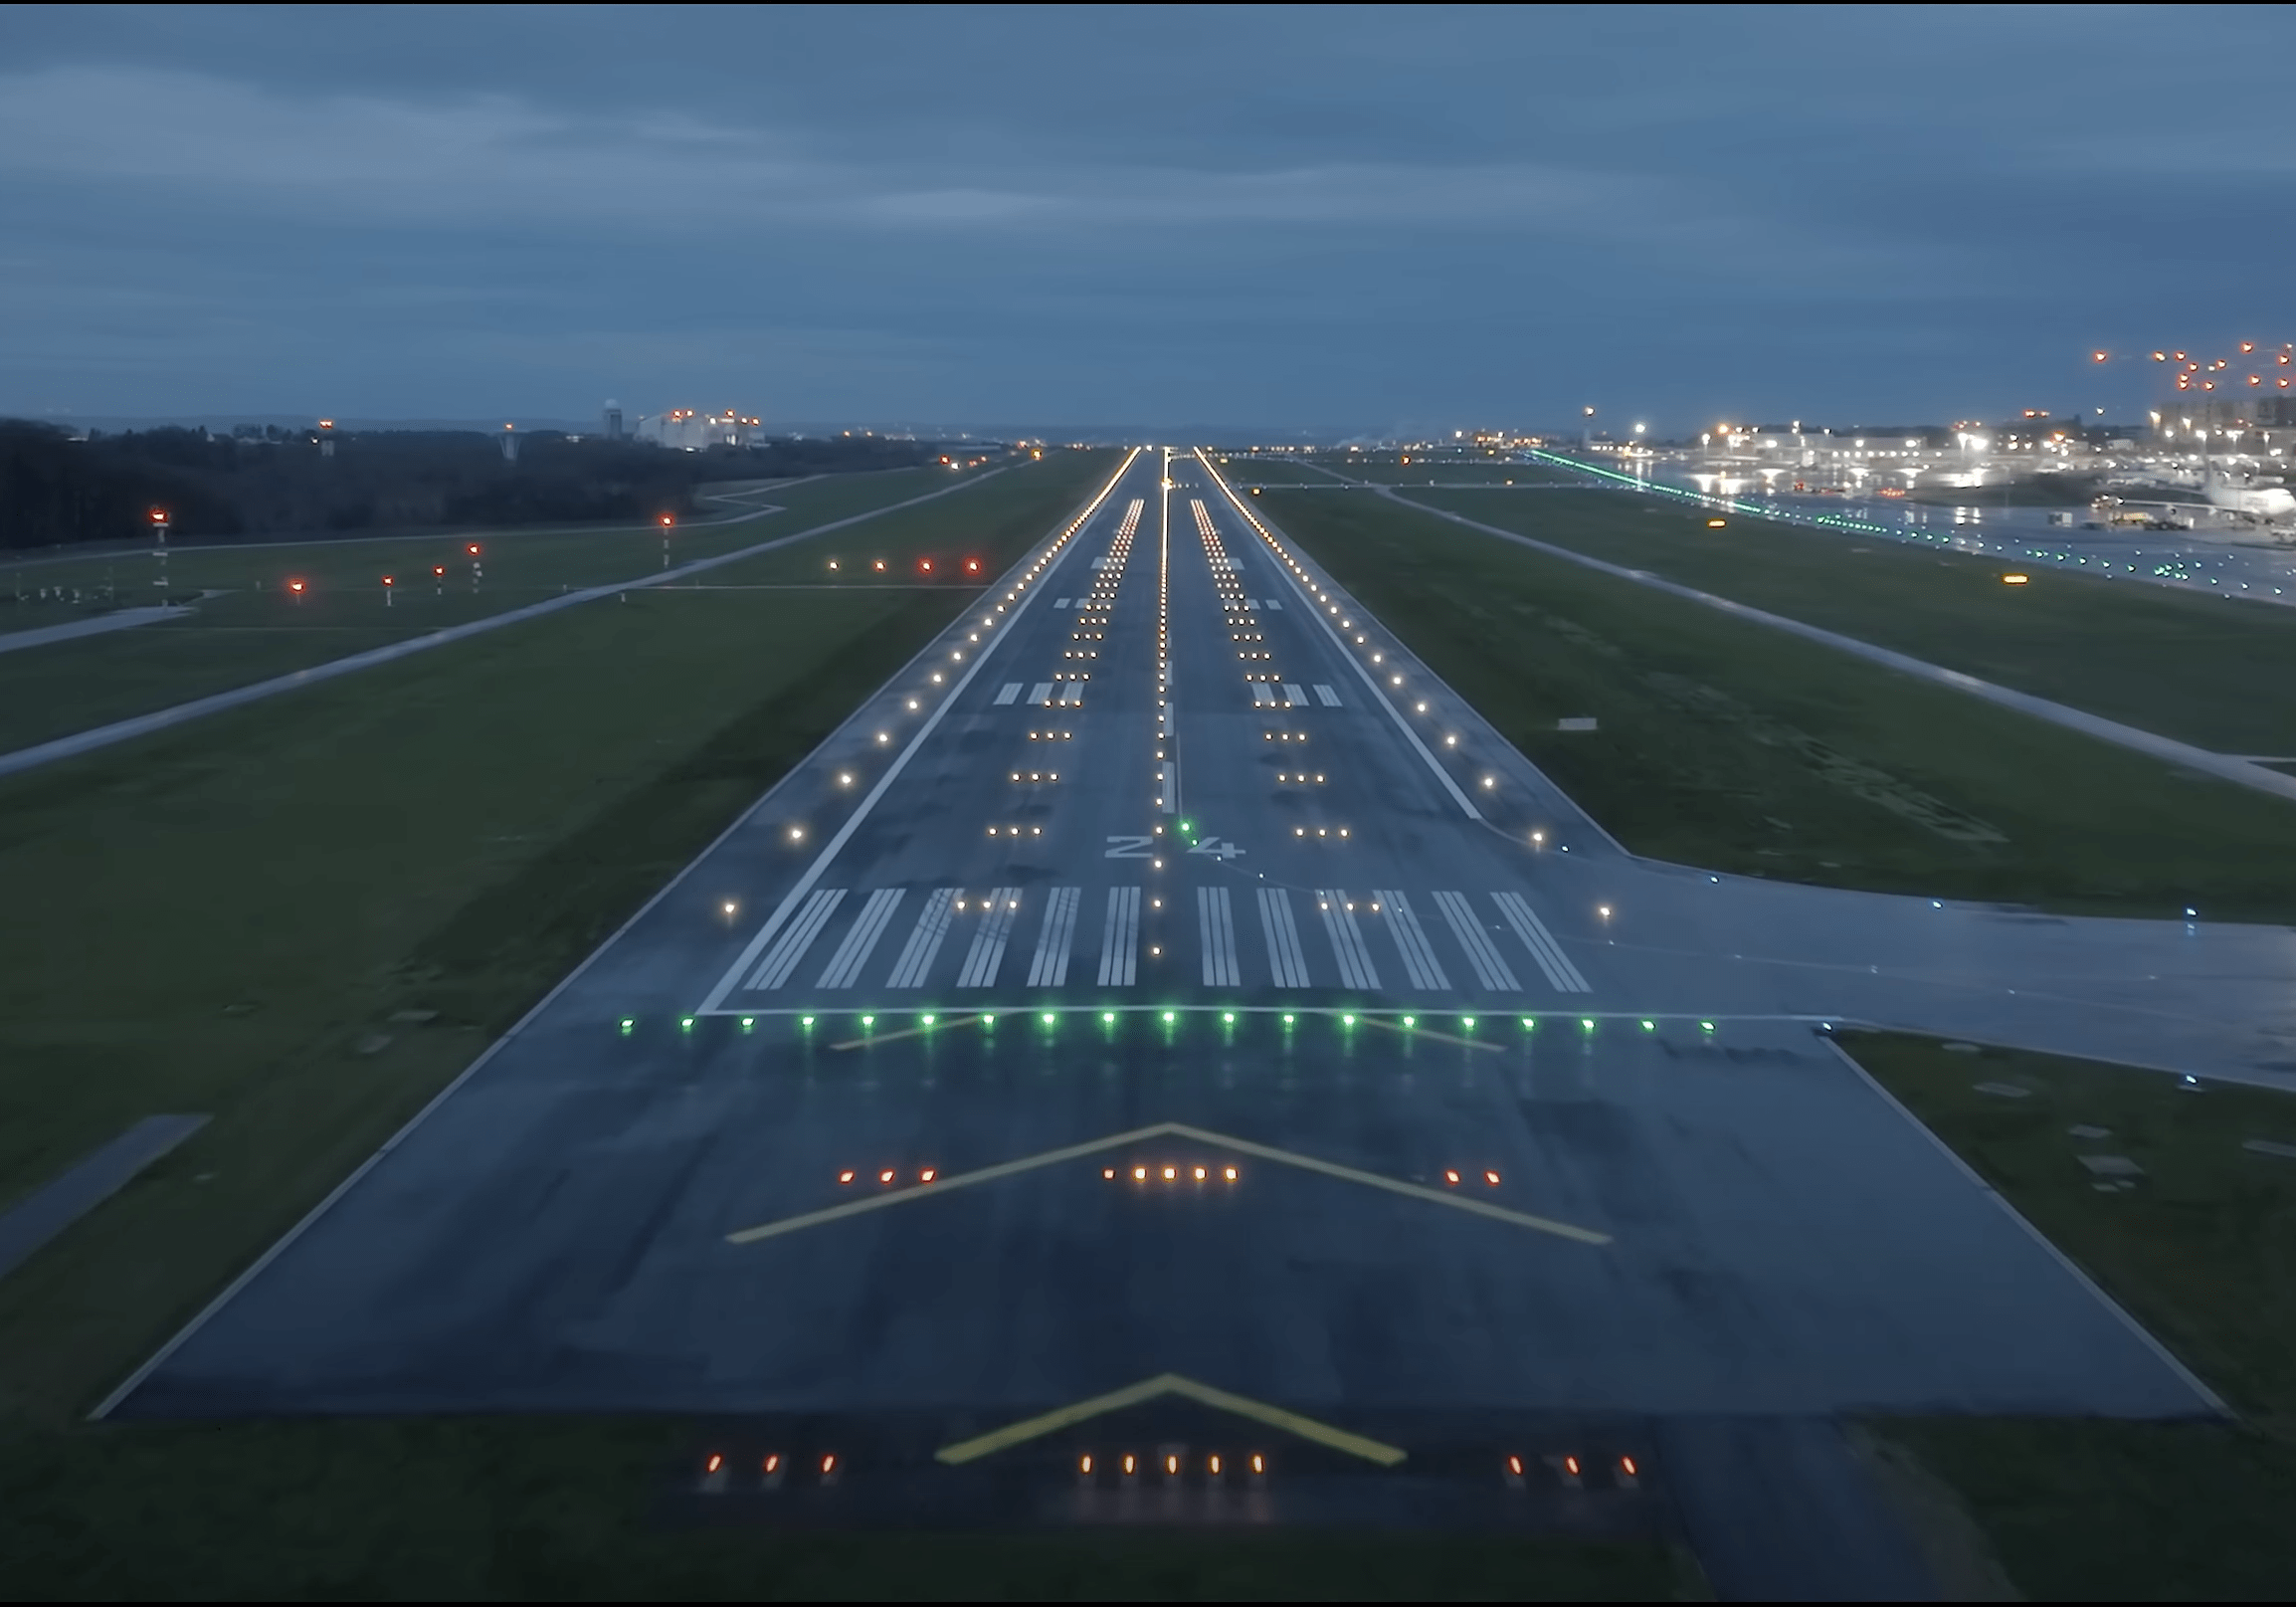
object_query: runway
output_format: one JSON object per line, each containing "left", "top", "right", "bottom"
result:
{"left": 103, "top": 445, "right": 2264, "bottom": 1576}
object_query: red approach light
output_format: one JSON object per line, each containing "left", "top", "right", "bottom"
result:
{"left": 659, "top": 513, "right": 673, "bottom": 528}
{"left": 837, "top": 1169, "right": 856, "bottom": 1184}
{"left": 382, "top": 575, "right": 394, "bottom": 586}
{"left": 964, "top": 557, "right": 981, "bottom": 572}
{"left": 919, "top": 558, "right": 933, "bottom": 572}
{"left": 878, "top": 1168, "right": 895, "bottom": 1185}
{"left": 148, "top": 507, "right": 168, "bottom": 523}
{"left": 433, "top": 565, "right": 446, "bottom": 576}
{"left": 703, "top": 1453, "right": 723, "bottom": 1475}
{"left": 467, "top": 543, "right": 480, "bottom": 556}
{"left": 287, "top": 579, "right": 306, "bottom": 594}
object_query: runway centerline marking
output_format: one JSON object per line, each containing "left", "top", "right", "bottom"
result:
{"left": 933, "top": 1372, "right": 1409, "bottom": 1468}
{"left": 722, "top": 1118, "right": 1610, "bottom": 1247}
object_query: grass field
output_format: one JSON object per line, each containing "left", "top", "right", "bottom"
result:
{"left": 1256, "top": 487, "right": 2296, "bottom": 921}
{"left": 1847, "top": 1034, "right": 2296, "bottom": 1600}
{"left": 0, "top": 461, "right": 1076, "bottom": 756}
{"left": 1403, "top": 484, "right": 2296, "bottom": 758}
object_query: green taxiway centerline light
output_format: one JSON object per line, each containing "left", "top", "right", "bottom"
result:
{"left": 1521, "top": 1016, "right": 1536, "bottom": 1030}
{"left": 1581, "top": 1018, "right": 1596, "bottom": 1032}
{"left": 619, "top": 1018, "right": 635, "bottom": 1035}
{"left": 861, "top": 1015, "right": 875, "bottom": 1029}
{"left": 1403, "top": 1015, "right": 1417, "bottom": 1029}
{"left": 680, "top": 1017, "right": 694, "bottom": 1032}
{"left": 981, "top": 1014, "right": 996, "bottom": 1028}
{"left": 1223, "top": 1011, "right": 1236, "bottom": 1023}
{"left": 1700, "top": 1021, "right": 1715, "bottom": 1032}
{"left": 1282, "top": 1013, "right": 1295, "bottom": 1025}
{"left": 740, "top": 1016, "right": 755, "bottom": 1032}
{"left": 1042, "top": 1011, "right": 1055, "bottom": 1026}
{"left": 1163, "top": 1011, "right": 1177, "bottom": 1024}
{"left": 1641, "top": 1020, "right": 1655, "bottom": 1031}
{"left": 1461, "top": 1017, "right": 1475, "bottom": 1030}
{"left": 1342, "top": 1014, "right": 1356, "bottom": 1027}
{"left": 1102, "top": 1011, "right": 1117, "bottom": 1025}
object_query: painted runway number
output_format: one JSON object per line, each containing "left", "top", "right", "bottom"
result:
{"left": 1104, "top": 834, "right": 1153, "bottom": 859}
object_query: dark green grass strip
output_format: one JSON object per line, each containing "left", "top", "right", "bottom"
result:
{"left": 1846, "top": 1034, "right": 2296, "bottom": 1601}
{"left": 1258, "top": 487, "right": 2296, "bottom": 922}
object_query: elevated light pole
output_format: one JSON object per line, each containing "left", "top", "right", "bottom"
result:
{"left": 660, "top": 512, "right": 673, "bottom": 569}
{"left": 149, "top": 506, "right": 170, "bottom": 604}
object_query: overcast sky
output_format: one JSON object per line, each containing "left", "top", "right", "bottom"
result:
{"left": 2, "top": 4, "right": 2288, "bottom": 433}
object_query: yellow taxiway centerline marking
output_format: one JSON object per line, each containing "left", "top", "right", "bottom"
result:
{"left": 934, "top": 1371, "right": 1408, "bottom": 1467}
{"left": 723, "top": 1121, "right": 1610, "bottom": 1247}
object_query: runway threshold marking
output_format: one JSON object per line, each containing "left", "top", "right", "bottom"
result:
{"left": 932, "top": 1372, "right": 1409, "bottom": 1468}
{"left": 721, "top": 1119, "right": 1610, "bottom": 1247}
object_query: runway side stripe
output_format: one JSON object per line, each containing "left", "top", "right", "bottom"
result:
{"left": 957, "top": 888, "right": 1023, "bottom": 988}
{"left": 994, "top": 683, "right": 1022, "bottom": 705}
{"left": 747, "top": 888, "right": 845, "bottom": 990}
{"left": 1433, "top": 890, "right": 1520, "bottom": 992}
{"left": 1027, "top": 887, "right": 1079, "bottom": 987}
{"left": 1199, "top": 887, "right": 1240, "bottom": 987}
{"left": 1374, "top": 891, "right": 1451, "bottom": 992}
{"left": 817, "top": 887, "right": 904, "bottom": 988}
{"left": 1493, "top": 892, "right": 1591, "bottom": 993}
{"left": 885, "top": 888, "right": 958, "bottom": 988}
{"left": 1097, "top": 887, "right": 1140, "bottom": 986}
{"left": 1315, "top": 890, "right": 1380, "bottom": 991}
{"left": 1258, "top": 888, "right": 1310, "bottom": 988}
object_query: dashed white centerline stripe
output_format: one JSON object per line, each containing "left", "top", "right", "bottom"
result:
{"left": 1433, "top": 891, "right": 1521, "bottom": 992}
{"left": 746, "top": 888, "right": 845, "bottom": 989}
{"left": 1493, "top": 891, "right": 1592, "bottom": 993}
{"left": 818, "top": 888, "right": 903, "bottom": 988}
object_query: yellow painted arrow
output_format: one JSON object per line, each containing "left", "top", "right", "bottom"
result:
{"left": 934, "top": 1372, "right": 1407, "bottom": 1467}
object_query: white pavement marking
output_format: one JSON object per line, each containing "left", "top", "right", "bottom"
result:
{"left": 994, "top": 683, "right": 1022, "bottom": 705}
{"left": 1098, "top": 887, "right": 1141, "bottom": 986}
{"left": 1316, "top": 890, "right": 1382, "bottom": 991}
{"left": 1199, "top": 887, "right": 1241, "bottom": 986}
{"left": 746, "top": 888, "right": 845, "bottom": 990}
{"left": 2, "top": 466, "right": 1023, "bottom": 786}
{"left": 1057, "top": 686, "right": 1083, "bottom": 707}
{"left": 1027, "top": 887, "right": 1081, "bottom": 987}
{"left": 1158, "top": 761, "right": 1176, "bottom": 814}
{"left": 1433, "top": 891, "right": 1522, "bottom": 991}
{"left": 1263, "top": 598, "right": 1283, "bottom": 609}
{"left": 1314, "top": 684, "right": 1341, "bottom": 706}
{"left": 1054, "top": 598, "right": 1072, "bottom": 607}
{"left": 1251, "top": 684, "right": 1274, "bottom": 706}
{"left": 1493, "top": 892, "right": 1592, "bottom": 993}
{"left": 1245, "top": 600, "right": 1259, "bottom": 611}
{"left": 1283, "top": 684, "right": 1306, "bottom": 706}
{"left": 1196, "top": 451, "right": 1482, "bottom": 823}
{"left": 1258, "top": 888, "right": 1311, "bottom": 989}
{"left": 693, "top": 447, "right": 1142, "bottom": 1014}
{"left": 1375, "top": 891, "right": 1451, "bottom": 992}
{"left": 0, "top": 605, "right": 194, "bottom": 656}
{"left": 1030, "top": 682, "right": 1054, "bottom": 704}
{"left": 957, "top": 888, "right": 1023, "bottom": 987}
{"left": 818, "top": 888, "right": 903, "bottom": 988}
{"left": 886, "top": 889, "right": 959, "bottom": 988}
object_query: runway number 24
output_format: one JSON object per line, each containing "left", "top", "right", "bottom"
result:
{"left": 1104, "top": 834, "right": 1245, "bottom": 860}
